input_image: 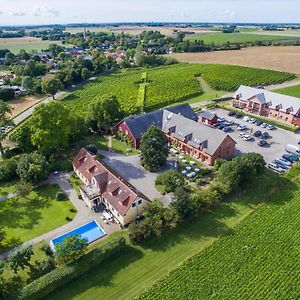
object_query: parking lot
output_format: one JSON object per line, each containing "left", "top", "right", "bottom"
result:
{"left": 209, "top": 108, "right": 300, "bottom": 163}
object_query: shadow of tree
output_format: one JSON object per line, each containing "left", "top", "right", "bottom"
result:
{"left": 45, "top": 245, "right": 144, "bottom": 300}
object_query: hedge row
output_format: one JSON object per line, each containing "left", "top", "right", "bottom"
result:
{"left": 20, "top": 236, "right": 126, "bottom": 300}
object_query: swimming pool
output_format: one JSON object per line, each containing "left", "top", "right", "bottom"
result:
{"left": 50, "top": 220, "right": 106, "bottom": 251}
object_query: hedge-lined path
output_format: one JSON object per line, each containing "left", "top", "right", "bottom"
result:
{"left": 0, "top": 172, "right": 120, "bottom": 259}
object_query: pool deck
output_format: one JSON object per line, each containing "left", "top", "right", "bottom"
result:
{"left": 0, "top": 172, "right": 120, "bottom": 259}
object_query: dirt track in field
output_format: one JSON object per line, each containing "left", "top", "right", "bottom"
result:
{"left": 168, "top": 46, "right": 300, "bottom": 74}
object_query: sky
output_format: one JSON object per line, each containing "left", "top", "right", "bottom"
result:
{"left": 0, "top": 0, "right": 299, "bottom": 26}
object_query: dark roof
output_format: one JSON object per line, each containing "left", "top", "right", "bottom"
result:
{"left": 120, "top": 104, "right": 198, "bottom": 140}
{"left": 199, "top": 110, "right": 217, "bottom": 121}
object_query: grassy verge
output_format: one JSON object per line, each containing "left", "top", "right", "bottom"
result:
{"left": 46, "top": 171, "right": 279, "bottom": 300}
{"left": 0, "top": 184, "right": 76, "bottom": 253}
{"left": 0, "top": 180, "right": 18, "bottom": 197}
{"left": 273, "top": 84, "right": 300, "bottom": 98}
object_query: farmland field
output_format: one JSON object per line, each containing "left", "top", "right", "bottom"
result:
{"left": 0, "top": 37, "right": 66, "bottom": 53}
{"left": 167, "top": 46, "right": 300, "bottom": 74}
{"left": 137, "top": 166, "right": 300, "bottom": 300}
{"left": 274, "top": 84, "right": 300, "bottom": 98}
{"left": 63, "top": 64, "right": 294, "bottom": 114}
{"left": 185, "top": 32, "right": 300, "bottom": 44}
{"left": 46, "top": 169, "right": 294, "bottom": 300}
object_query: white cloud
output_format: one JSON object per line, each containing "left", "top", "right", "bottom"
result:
{"left": 33, "top": 7, "right": 60, "bottom": 17}
{"left": 0, "top": 11, "right": 2, "bottom": 15}
{"left": 9, "top": 11, "right": 26, "bottom": 17}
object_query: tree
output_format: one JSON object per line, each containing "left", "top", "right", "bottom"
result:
{"left": 55, "top": 235, "right": 88, "bottom": 265}
{"left": 4, "top": 52, "right": 16, "bottom": 66}
{"left": 42, "top": 78, "right": 64, "bottom": 99}
{"left": 15, "top": 181, "right": 33, "bottom": 198}
{"left": 19, "top": 49, "right": 30, "bottom": 60}
{"left": 23, "top": 60, "right": 46, "bottom": 77}
{"left": 48, "top": 44, "right": 64, "bottom": 57}
{"left": 10, "top": 122, "right": 34, "bottom": 152}
{"left": 17, "top": 152, "right": 49, "bottom": 184}
{"left": 22, "top": 76, "right": 35, "bottom": 94}
{"left": 0, "top": 157, "right": 17, "bottom": 182}
{"left": 81, "top": 67, "right": 92, "bottom": 80}
{"left": 0, "top": 101, "right": 12, "bottom": 156}
{"left": 87, "top": 96, "right": 121, "bottom": 130}
{"left": 155, "top": 170, "right": 185, "bottom": 194}
{"left": 8, "top": 246, "right": 34, "bottom": 273}
{"left": 140, "top": 125, "right": 168, "bottom": 171}
{"left": 29, "top": 101, "right": 79, "bottom": 154}
{"left": 0, "top": 88, "right": 15, "bottom": 101}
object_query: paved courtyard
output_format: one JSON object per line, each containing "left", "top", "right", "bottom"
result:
{"left": 210, "top": 108, "right": 300, "bottom": 163}
{"left": 100, "top": 150, "right": 176, "bottom": 200}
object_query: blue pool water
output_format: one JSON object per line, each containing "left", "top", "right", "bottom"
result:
{"left": 50, "top": 220, "right": 106, "bottom": 250}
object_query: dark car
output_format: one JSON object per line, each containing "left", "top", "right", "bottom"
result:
{"left": 255, "top": 120, "right": 263, "bottom": 126}
{"left": 253, "top": 130, "right": 262, "bottom": 137}
{"left": 227, "top": 111, "right": 236, "bottom": 116}
{"left": 235, "top": 114, "right": 242, "bottom": 119}
{"left": 258, "top": 139, "right": 267, "bottom": 147}
{"left": 261, "top": 132, "right": 271, "bottom": 139}
{"left": 283, "top": 154, "right": 298, "bottom": 163}
{"left": 217, "top": 124, "right": 225, "bottom": 130}
{"left": 223, "top": 126, "right": 232, "bottom": 133}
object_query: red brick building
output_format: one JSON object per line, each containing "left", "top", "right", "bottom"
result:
{"left": 233, "top": 85, "right": 300, "bottom": 126}
{"left": 198, "top": 110, "right": 218, "bottom": 126}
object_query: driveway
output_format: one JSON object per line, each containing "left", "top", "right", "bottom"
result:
{"left": 210, "top": 108, "right": 300, "bottom": 163}
{"left": 100, "top": 150, "right": 175, "bottom": 200}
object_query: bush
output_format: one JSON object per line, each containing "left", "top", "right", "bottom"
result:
{"left": 55, "top": 191, "right": 66, "bottom": 201}
{"left": 0, "top": 158, "right": 17, "bottom": 182}
{"left": 20, "top": 237, "right": 126, "bottom": 300}
{"left": 0, "top": 88, "right": 15, "bottom": 101}
{"left": 155, "top": 170, "right": 185, "bottom": 194}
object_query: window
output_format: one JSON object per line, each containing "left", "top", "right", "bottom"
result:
{"left": 132, "top": 202, "right": 136, "bottom": 208}
{"left": 138, "top": 199, "right": 143, "bottom": 205}
{"left": 125, "top": 130, "right": 128, "bottom": 135}
{"left": 112, "top": 207, "right": 114, "bottom": 211}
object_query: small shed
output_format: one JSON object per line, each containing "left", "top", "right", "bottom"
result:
{"left": 198, "top": 111, "right": 218, "bottom": 125}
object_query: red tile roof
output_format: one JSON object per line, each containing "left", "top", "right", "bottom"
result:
{"left": 73, "top": 148, "right": 148, "bottom": 216}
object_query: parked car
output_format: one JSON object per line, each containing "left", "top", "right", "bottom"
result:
{"left": 235, "top": 114, "right": 242, "bottom": 119}
{"left": 255, "top": 120, "right": 263, "bottom": 126}
{"left": 285, "top": 144, "right": 300, "bottom": 156}
{"left": 253, "top": 130, "right": 262, "bottom": 137}
{"left": 239, "top": 132, "right": 246, "bottom": 138}
{"left": 267, "top": 162, "right": 285, "bottom": 174}
{"left": 249, "top": 118, "right": 256, "bottom": 124}
{"left": 258, "top": 139, "right": 267, "bottom": 147}
{"left": 217, "top": 124, "right": 225, "bottom": 130}
{"left": 243, "top": 116, "right": 250, "bottom": 122}
{"left": 224, "top": 119, "right": 234, "bottom": 126}
{"left": 273, "top": 160, "right": 289, "bottom": 169}
{"left": 227, "top": 111, "right": 236, "bottom": 116}
{"left": 278, "top": 158, "right": 292, "bottom": 167}
{"left": 243, "top": 135, "right": 253, "bottom": 141}
{"left": 260, "top": 123, "right": 268, "bottom": 128}
{"left": 261, "top": 132, "right": 270, "bottom": 139}
{"left": 218, "top": 117, "right": 225, "bottom": 122}
{"left": 267, "top": 124, "right": 275, "bottom": 130}
{"left": 283, "top": 153, "right": 299, "bottom": 162}
{"left": 237, "top": 125, "right": 248, "bottom": 131}
{"left": 223, "top": 126, "right": 232, "bottom": 133}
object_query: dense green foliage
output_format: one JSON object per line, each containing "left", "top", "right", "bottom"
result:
{"left": 140, "top": 125, "right": 168, "bottom": 171}
{"left": 137, "top": 168, "right": 300, "bottom": 300}
{"left": 0, "top": 158, "right": 17, "bottom": 182}
{"left": 55, "top": 235, "right": 88, "bottom": 265}
{"left": 21, "top": 237, "right": 126, "bottom": 300}
{"left": 63, "top": 64, "right": 294, "bottom": 115}
{"left": 155, "top": 170, "right": 185, "bottom": 194}
{"left": 0, "top": 89, "right": 15, "bottom": 102}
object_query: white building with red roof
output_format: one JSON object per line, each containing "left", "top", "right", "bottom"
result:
{"left": 73, "top": 148, "right": 149, "bottom": 226}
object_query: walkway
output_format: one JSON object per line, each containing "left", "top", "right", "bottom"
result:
{"left": 0, "top": 172, "right": 120, "bottom": 259}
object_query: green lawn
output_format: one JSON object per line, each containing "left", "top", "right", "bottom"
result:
{"left": 0, "top": 184, "right": 76, "bottom": 253}
{"left": 273, "top": 84, "right": 300, "bottom": 98}
{"left": 185, "top": 32, "right": 300, "bottom": 44}
{"left": 138, "top": 166, "right": 300, "bottom": 300}
{"left": 46, "top": 171, "right": 280, "bottom": 300}
{"left": 0, "top": 180, "right": 18, "bottom": 197}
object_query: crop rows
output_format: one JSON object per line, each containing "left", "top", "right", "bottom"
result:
{"left": 137, "top": 173, "right": 300, "bottom": 300}
{"left": 63, "top": 64, "right": 295, "bottom": 115}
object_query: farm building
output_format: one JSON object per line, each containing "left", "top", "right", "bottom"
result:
{"left": 115, "top": 104, "right": 198, "bottom": 149}
{"left": 73, "top": 148, "right": 149, "bottom": 226}
{"left": 233, "top": 85, "right": 300, "bottom": 126}
{"left": 162, "top": 110, "right": 236, "bottom": 166}
{"left": 198, "top": 110, "right": 218, "bottom": 125}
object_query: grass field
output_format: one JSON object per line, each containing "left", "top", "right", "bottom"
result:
{"left": 0, "top": 37, "right": 66, "bottom": 53}
{"left": 63, "top": 64, "right": 294, "bottom": 115}
{"left": 46, "top": 171, "right": 282, "bottom": 300}
{"left": 274, "top": 84, "right": 300, "bottom": 98}
{"left": 185, "top": 32, "right": 300, "bottom": 44}
{"left": 0, "top": 180, "right": 18, "bottom": 197}
{"left": 0, "top": 184, "right": 76, "bottom": 253}
{"left": 138, "top": 166, "right": 300, "bottom": 300}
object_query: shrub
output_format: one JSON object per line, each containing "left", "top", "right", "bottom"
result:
{"left": 55, "top": 191, "right": 66, "bottom": 201}
{"left": 0, "top": 157, "right": 17, "bottom": 182}
{"left": 20, "top": 237, "right": 126, "bottom": 300}
{"left": 155, "top": 170, "right": 185, "bottom": 193}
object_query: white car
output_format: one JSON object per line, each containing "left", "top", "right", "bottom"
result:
{"left": 186, "top": 166, "right": 192, "bottom": 171}
{"left": 243, "top": 135, "right": 252, "bottom": 141}
{"left": 267, "top": 124, "right": 275, "bottom": 130}
{"left": 239, "top": 132, "right": 246, "bottom": 138}
{"left": 194, "top": 168, "right": 200, "bottom": 172}
{"left": 243, "top": 116, "right": 250, "bottom": 122}
{"left": 237, "top": 125, "right": 248, "bottom": 131}
{"left": 249, "top": 118, "right": 256, "bottom": 123}
{"left": 261, "top": 123, "right": 268, "bottom": 128}
{"left": 187, "top": 172, "right": 196, "bottom": 178}
{"left": 181, "top": 170, "right": 187, "bottom": 175}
